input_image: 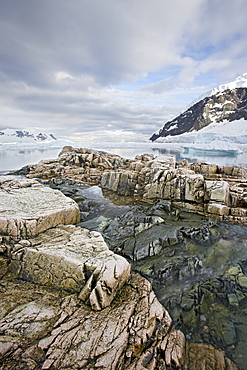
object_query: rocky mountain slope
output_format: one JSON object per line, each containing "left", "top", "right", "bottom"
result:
{"left": 0, "top": 129, "right": 56, "bottom": 142}
{"left": 150, "top": 74, "right": 247, "bottom": 142}
{"left": 191, "top": 72, "right": 247, "bottom": 105}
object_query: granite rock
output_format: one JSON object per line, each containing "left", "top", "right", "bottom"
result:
{"left": 0, "top": 178, "right": 80, "bottom": 238}
{"left": 0, "top": 273, "right": 237, "bottom": 370}
{"left": 7, "top": 225, "right": 131, "bottom": 310}
{"left": 12, "top": 147, "right": 247, "bottom": 224}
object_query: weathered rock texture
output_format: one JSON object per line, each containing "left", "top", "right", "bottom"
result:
{"left": 15, "top": 146, "right": 247, "bottom": 224}
{"left": 0, "top": 271, "right": 238, "bottom": 370}
{"left": 0, "top": 177, "right": 239, "bottom": 369}
{"left": 0, "top": 177, "right": 80, "bottom": 238}
{"left": 6, "top": 225, "right": 131, "bottom": 310}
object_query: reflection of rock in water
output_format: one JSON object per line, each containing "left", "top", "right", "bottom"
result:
{"left": 132, "top": 222, "right": 247, "bottom": 370}
{"left": 2, "top": 178, "right": 240, "bottom": 370}
{"left": 42, "top": 177, "right": 247, "bottom": 370}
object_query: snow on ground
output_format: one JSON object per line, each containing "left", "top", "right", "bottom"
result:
{"left": 0, "top": 129, "right": 56, "bottom": 143}
{"left": 0, "top": 118, "right": 246, "bottom": 171}
{"left": 188, "top": 73, "right": 247, "bottom": 107}
{"left": 155, "top": 118, "right": 247, "bottom": 154}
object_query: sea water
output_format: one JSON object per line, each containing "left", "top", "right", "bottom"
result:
{"left": 0, "top": 141, "right": 246, "bottom": 173}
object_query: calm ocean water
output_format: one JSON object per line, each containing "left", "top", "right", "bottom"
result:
{"left": 0, "top": 143, "right": 246, "bottom": 173}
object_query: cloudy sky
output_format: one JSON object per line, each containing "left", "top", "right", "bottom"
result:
{"left": 0, "top": 0, "right": 246, "bottom": 142}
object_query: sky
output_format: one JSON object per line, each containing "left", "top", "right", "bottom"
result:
{"left": 0, "top": 0, "right": 247, "bottom": 142}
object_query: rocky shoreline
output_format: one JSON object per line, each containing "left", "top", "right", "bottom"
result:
{"left": 15, "top": 146, "right": 247, "bottom": 225}
{"left": 41, "top": 176, "right": 247, "bottom": 370}
{"left": 1, "top": 146, "right": 247, "bottom": 369}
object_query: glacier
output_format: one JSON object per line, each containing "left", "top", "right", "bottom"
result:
{"left": 154, "top": 118, "right": 247, "bottom": 155}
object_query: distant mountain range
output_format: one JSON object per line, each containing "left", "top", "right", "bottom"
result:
{"left": 150, "top": 73, "right": 247, "bottom": 142}
{"left": 0, "top": 129, "right": 57, "bottom": 143}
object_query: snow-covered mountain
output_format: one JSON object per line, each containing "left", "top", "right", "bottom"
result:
{"left": 190, "top": 72, "right": 247, "bottom": 107}
{"left": 150, "top": 74, "right": 247, "bottom": 149}
{"left": 0, "top": 129, "right": 57, "bottom": 143}
{"left": 149, "top": 74, "right": 247, "bottom": 157}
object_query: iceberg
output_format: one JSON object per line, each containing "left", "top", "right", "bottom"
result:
{"left": 155, "top": 118, "right": 247, "bottom": 155}
{"left": 183, "top": 140, "right": 241, "bottom": 156}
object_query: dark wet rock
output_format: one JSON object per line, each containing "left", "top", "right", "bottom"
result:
{"left": 147, "top": 199, "right": 172, "bottom": 215}
{"left": 130, "top": 222, "right": 247, "bottom": 370}
{"left": 102, "top": 205, "right": 164, "bottom": 247}
{"left": 180, "top": 223, "right": 212, "bottom": 240}
{"left": 10, "top": 164, "right": 31, "bottom": 176}
{"left": 172, "top": 263, "right": 247, "bottom": 370}
{"left": 119, "top": 223, "right": 182, "bottom": 261}
{"left": 101, "top": 204, "right": 213, "bottom": 262}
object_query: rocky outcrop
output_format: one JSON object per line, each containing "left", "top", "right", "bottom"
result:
{"left": 13, "top": 147, "right": 247, "bottom": 224}
{"left": 0, "top": 177, "right": 80, "bottom": 238}
{"left": 150, "top": 87, "right": 247, "bottom": 140}
{"left": 0, "top": 269, "right": 238, "bottom": 370}
{"left": 0, "top": 179, "right": 131, "bottom": 311}
{"left": 5, "top": 225, "right": 131, "bottom": 310}
{"left": 0, "top": 177, "right": 239, "bottom": 369}
{"left": 101, "top": 157, "right": 247, "bottom": 224}
{"left": 18, "top": 146, "right": 129, "bottom": 183}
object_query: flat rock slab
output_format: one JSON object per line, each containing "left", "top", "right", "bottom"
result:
{"left": 0, "top": 177, "right": 80, "bottom": 238}
{"left": 8, "top": 225, "right": 131, "bottom": 310}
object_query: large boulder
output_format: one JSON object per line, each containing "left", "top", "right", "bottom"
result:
{"left": 6, "top": 225, "right": 131, "bottom": 311}
{"left": 0, "top": 178, "right": 80, "bottom": 238}
{"left": 205, "top": 180, "right": 230, "bottom": 204}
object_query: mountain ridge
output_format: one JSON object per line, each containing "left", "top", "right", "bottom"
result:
{"left": 150, "top": 74, "right": 247, "bottom": 142}
{"left": 190, "top": 72, "right": 247, "bottom": 106}
{"left": 0, "top": 129, "right": 57, "bottom": 143}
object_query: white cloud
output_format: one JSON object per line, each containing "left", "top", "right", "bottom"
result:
{"left": 0, "top": 0, "right": 246, "bottom": 141}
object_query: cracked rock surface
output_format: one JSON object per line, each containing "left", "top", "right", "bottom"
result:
{"left": 13, "top": 146, "right": 247, "bottom": 224}
{"left": 0, "top": 177, "right": 80, "bottom": 238}
{"left": 0, "top": 175, "right": 239, "bottom": 369}
{"left": 6, "top": 225, "right": 131, "bottom": 311}
{"left": 0, "top": 271, "right": 238, "bottom": 370}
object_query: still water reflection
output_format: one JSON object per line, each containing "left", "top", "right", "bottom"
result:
{"left": 0, "top": 148, "right": 62, "bottom": 172}
{"left": 0, "top": 144, "right": 246, "bottom": 172}
{"left": 60, "top": 181, "right": 247, "bottom": 370}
